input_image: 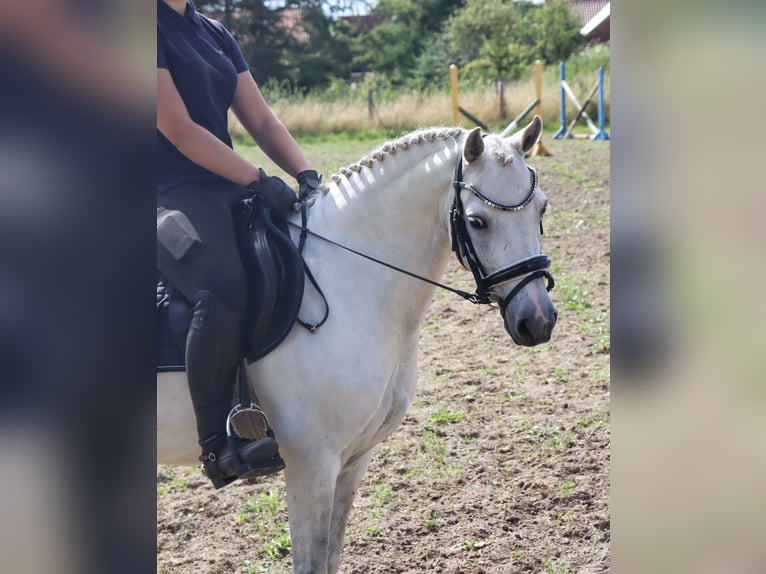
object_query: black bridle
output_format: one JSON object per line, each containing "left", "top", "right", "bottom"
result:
{"left": 449, "top": 149, "right": 554, "bottom": 311}
{"left": 290, "top": 144, "right": 555, "bottom": 331}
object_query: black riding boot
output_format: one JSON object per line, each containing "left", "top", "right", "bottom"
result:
{"left": 187, "top": 290, "right": 285, "bottom": 489}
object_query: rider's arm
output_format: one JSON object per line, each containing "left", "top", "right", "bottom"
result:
{"left": 157, "top": 68, "right": 262, "bottom": 185}
{"left": 231, "top": 71, "right": 312, "bottom": 179}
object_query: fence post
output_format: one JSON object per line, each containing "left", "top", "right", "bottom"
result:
{"left": 367, "top": 89, "right": 375, "bottom": 121}
{"left": 449, "top": 64, "right": 459, "bottom": 127}
{"left": 530, "top": 59, "right": 551, "bottom": 156}
{"left": 593, "top": 67, "right": 610, "bottom": 140}
{"left": 553, "top": 62, "right": 567, "bottom": 139}
{"left": 497, "top": 79, "right": 506, "bottom": 120}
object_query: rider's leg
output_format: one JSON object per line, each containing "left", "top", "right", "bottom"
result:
{"left": 187, "top": 290, "right": 283, "bottom": 488}
{"left": 158, "top": 181, "right": 284, "bottom": 488}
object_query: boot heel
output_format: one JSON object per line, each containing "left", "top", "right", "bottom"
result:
{"left": 236, "top": 454, "right": 286, "bottom": 480}
{"left": 209, "top": 474, "right": 236, "bottom": 490}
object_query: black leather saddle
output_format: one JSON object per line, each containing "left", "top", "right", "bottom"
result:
{"left": 156, "top": 202, "right": 305, "bottom": 372}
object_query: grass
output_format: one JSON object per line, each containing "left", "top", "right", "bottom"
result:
{"left": 522, "top": 422, "right": 565, "bottom": 453}
{"left": 234, "top": 490, "right": 283, "bottom": 525}
{"left": 265, "top": 529, "right": 292, "bottom": 560}
{"left": 545, "top": 557, "right": 569, "bottom": 574}
{"left": 428, "top": 408, "right": 465, "bottom": 425}
{"left": 503, "top": 391, "right": 528, "bottom": 403}
{"left": 231, "top": 489, "right": 292, "bottom": 561}
{"left": 368, "top": 482, "right": 393, "bottom": 518}
{"left": 558, "top": 480, "right": 577, "bottom": 499}
{"left": 423, "top": 510, "right": 438, "bottom": 531}
{"left": 555, "top": 275, "right": 594, "bottom": 312}
{"left": 549, "top": 161, "right": 589, "bottom": 184}
{"left": 578, "top": 406, "right": 609, "bottom": 430}
{"left": 156, "top": 477, "right": 188, "bottom": 495}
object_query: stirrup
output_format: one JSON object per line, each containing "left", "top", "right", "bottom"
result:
{"left": 226, "top": 402, "right": 269, "bottom": 441}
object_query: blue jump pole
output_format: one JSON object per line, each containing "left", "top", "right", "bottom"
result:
{"left": 553, "top": 62, "right": 567, "bottom": 139}
{"left": 593, "top": 67, "right": 610, "bottom": 140}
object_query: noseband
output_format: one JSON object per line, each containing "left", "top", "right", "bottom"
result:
{"left": 449, "top": 149, "right": 555, "bottom": 311}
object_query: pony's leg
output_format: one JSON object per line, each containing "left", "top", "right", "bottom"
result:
{"left": 284, "top": 451, "right": 341, "bottom": 574}
{"left": 326, "top": 451, "right": 374, "bottom": 574}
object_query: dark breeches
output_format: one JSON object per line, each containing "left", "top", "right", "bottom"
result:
{"left": 157, "top": 181, "right": 250, "bottom": 443}
{"left": 157, "top": 181, "right": 250, "bottom": 313}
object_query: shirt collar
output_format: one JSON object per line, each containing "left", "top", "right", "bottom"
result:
{"left": 158, "top": 0, "right": 199, "bottom": 24}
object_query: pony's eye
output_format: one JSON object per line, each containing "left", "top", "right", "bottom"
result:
{"left": 467, "top": 216, "right": 486, "bottom": 230}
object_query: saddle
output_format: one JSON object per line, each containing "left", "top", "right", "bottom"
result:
{"left": 156, "top": 202, "right": 305, "bottom": 372}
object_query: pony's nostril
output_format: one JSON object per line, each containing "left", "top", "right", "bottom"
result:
{"left": 517, "top": 319, "right": 532, "bottom": 341}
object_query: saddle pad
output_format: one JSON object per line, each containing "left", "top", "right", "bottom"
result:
{"left": 156, "top": 277, "right": 186, "bottom": 372}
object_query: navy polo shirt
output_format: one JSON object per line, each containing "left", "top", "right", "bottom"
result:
{"left": 157, "top": 0, "right": 249, "bottom": 192}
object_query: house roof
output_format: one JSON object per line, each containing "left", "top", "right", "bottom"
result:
{"left": 339, "top": 14, "right": 388, "bottom": 34}
{"left": 580, "top": 2, "right": 609, "bottom": 42}
{"left": 580, "top": 2, "right": 609, "bottom": 36}
{"left": 561, "top": 0, "right": 609, "bottom": 26}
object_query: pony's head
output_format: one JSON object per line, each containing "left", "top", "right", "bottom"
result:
{"left": 451, "top": 116, "right": 557, "bottom": 346}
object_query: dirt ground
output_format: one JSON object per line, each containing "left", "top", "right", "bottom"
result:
{"left": 157, "top": 138, "right": 610, "bottom": 574}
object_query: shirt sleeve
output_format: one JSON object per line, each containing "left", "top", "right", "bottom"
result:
{"left": 157, "top": 24, "right": 168, "bottom": 70}
{"left": 221, "top": 26, "right": 248, "bottom": 73}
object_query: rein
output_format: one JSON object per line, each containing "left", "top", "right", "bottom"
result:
{"left": 289, "top": 216, "right": 488, "bottom": 305}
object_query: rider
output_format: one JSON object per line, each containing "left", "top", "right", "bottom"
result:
{"left": 157, "top": 0, "right": 320, "bottom": 488}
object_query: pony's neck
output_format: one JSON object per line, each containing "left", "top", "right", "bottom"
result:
{"left": 318, "top": 131, "right": 461, "bottom": 268}
{"left": 308, "top": 130, "right": 464, "bottom": 321}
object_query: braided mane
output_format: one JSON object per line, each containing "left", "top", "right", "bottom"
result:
{"left": 320, "top": 127, "right": 465, "bottom": 192}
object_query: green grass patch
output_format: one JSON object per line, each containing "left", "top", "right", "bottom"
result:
{"left": 428, "top": 408, "right": 465, "bottom": 425}
{"left": 558, "top": 480, "right": 577, "bottom": 499}
{"left": 264, "top": 529, "right": 292, "bottom": 560}
{"left": 156, "top": 478, "right": 188, "bottom": 495}
{"left": 549, "top": 161, "right": 588, "bottom": 184}
{"left": 554, "top": 274, "right": 594, "bottom": 312}
{"left": 246, "top": 490, "right": 281, "bottom": 515}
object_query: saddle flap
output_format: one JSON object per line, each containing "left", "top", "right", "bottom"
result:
{"left": 239, "top": 204, "right": 305, "bottom": 364}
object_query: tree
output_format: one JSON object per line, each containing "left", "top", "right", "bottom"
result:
{"left": 533, "top": 0, "right": 584, "bottom": 65}
{"left": 198, "top": 0, "right": 295, "bottom": 84}
{"left": 443, "top": 0, "right": 529, "bottom": 80}
{"left": 286, "top": 3, "right": 354, "bottom": 88}
{"left": 437, "top": 0, "right": 584, "bottom": 82}
{"left": 352, "top": 0, "right": 464, "bottom": 82}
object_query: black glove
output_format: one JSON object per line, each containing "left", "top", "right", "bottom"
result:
{"left": 296, "top": 169, "right": 321, "bottom": 200}
{"left": 247, "top": 168, "right": 296, "bottom": 218}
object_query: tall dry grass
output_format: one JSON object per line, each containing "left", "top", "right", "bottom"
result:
{"left": 230, "top": 70, "right": 609, "bottom": 138}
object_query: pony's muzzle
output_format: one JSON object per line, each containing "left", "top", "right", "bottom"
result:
{"left": 503, "top": 287, "right": 558, "bottom": 346}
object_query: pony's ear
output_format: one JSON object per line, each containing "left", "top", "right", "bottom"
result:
{"left": 508, "top": 115, "right": 542, "bottom": 154}
{"left": 463, "top": 127, "right": 484, "bottom": 164}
